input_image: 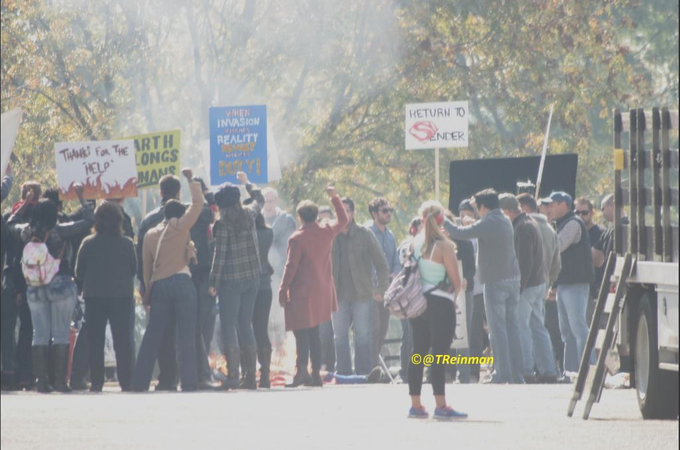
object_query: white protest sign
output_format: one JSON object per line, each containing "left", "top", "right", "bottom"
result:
{"left": 1, "top": 108, "right": 23, "bottom": 177}
{"left": 405, "top": 101, "right": 469, "bottom": 150}
{"left": 267, "top": 123, "right": 282, "bottom": 182}
{"left": 55, "top": 140, "right": 138, "bottom": 200}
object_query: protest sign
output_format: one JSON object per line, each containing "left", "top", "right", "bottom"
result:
{"left": 123, "top": 130, "right": 181, "bottom": 189}
{"left": 55, "top": 140, "right": 138, "bottom": 200}
{"left": 209, "top": 105, "right": 269, "bottom": 185}
{"left": 405, "top": 101, "right": 469, "bottom": 150}
{"left": 1, "top": 108, "right": 23, "bottom": 177}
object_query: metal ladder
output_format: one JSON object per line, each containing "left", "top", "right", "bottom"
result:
{"left": 567, "top": 252, "right": 634, "bottom": 419}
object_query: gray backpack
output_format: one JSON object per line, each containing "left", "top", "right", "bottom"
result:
{"left": 384, "top": 250, "right": 427, "bottom": 319}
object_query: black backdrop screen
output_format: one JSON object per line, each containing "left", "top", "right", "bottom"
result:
{"left": 448, "top": 154, "right": 579, "bottom": 214}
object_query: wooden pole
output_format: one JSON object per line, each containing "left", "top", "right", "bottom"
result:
{"left": 435, "top": 148, "right": 440, "bottom": 201}
{"left": 535, "top": 104, "right": 555, "bottom": 199}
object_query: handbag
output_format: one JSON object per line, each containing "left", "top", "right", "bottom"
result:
{"left": 143, "top": 224, "right": 170, "bottom": 306}
{"left": 384, "top": 247, "right": 428, "bottom": 319}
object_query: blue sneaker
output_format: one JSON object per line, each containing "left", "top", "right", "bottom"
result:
{"left": 434, "top": 406, "right": 468, "bottom": 421}
{"left": 408, "top": 406, "right": 429, "bottom": 419}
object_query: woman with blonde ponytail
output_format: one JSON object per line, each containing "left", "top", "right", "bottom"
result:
{"left": 407, "top": 200, "right": 468, "bottom": 421}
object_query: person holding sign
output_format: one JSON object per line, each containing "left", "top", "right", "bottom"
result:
{"left": 132, "top": 169, "right": 203, "bottom": 393}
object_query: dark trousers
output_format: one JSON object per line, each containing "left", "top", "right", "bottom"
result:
{"left": 85, "top": 297, "right": 135, "bottom": 390}
{"left": 253, "top": 288, "right": 273, "bottom": 360}
{"left": 1, "top": 286, "right": 33, "bottom": 383}
{"left": 192, "top": 270, "right": 215, "bottom": 383}
{"left": 70, "top": 321, "right": 89, "bottom": 384}
{"left": 408, "top": 294, "right": 456, "bottom": 397}
{"left": 545, "top": 299, "right": 564, "bottom": 374}
{"left": 319, "top": 320, "right": 336, "bottom": 372}
{"left": 133, "top": 275, "right": 198, "bottom": 391}
{"left": 293, "top": 326, "right": 321, "bottom": 372}
{"left": 469, "top": 293, "right": 488, "bottom": 379}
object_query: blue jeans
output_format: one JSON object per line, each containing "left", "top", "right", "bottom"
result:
{"left": 218, "top": 278, "right": 259, "bottom": 350}
{"left": 518, "top": 283, "right": 558, "bottom": 378}
{"left": 332, "top": 300, "right": 374, "bottom": 375}
{"left": 451, "top": 290, "right": 474, "bottom": 383}
{"left": 26, "top": 275, "right": 78, "bottom": 346}
{"left": 133, "top": 274, "right": 198, "bottom": 391}
{"left": 557, "top": 283, "right": 592, "bottom": 373}
{"left": 484, "top": 281, "right": 524, "bottom": 384}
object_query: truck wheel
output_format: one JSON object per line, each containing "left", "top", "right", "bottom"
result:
{"left": 634, "top": 294, "right": 679, "bottom": 420}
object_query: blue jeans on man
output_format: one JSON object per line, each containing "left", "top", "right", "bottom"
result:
{"left": 556, "top": 283, "right": 593, "bottom": 373}
{"left": 484, "top": 280, "right": 524, "bottom": 384}
{"left": 519, "top": 283, "right": 558, "bottom": 378}
{"left": 133, "top": 274, "right": 198, "bottom": 391}
{"left": 332, "top": 300, "right": 373, "bottom": 375}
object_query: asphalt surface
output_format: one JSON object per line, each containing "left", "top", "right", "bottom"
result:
{"left": 1, "top": 384, "right": 678, "bottom": 450}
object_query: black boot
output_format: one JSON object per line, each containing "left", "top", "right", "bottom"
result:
{"left": 306, "top": 369, "right": 323, "bottom": 388}
{"left": 1, "top": 372, "right": 19, "bottom": 391}
{"left": 286, "top": 367, "right": 311, "bottom": 388}
{"left": 53, "top": 344, "right": 72, "bottom": 393}
{"left": 258, "top": 350, "right": 271, "bottom": 389}
{"left": 221, "top": 347, "right": 241, "bottom": 391}
{"left": 32, "top": 346, "right": 53, "bottom": 394}
{"left": 239, "top": 346, "right": 258, "bottom": 390}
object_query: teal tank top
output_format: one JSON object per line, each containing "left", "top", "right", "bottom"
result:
{"left": 413, "top": 233, "right": 447, "bottom": 288}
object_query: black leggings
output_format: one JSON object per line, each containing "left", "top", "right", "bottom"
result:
{"left": 408, "top": 293, "right": 456, "bottom": 396}
{"left": 253, "top": 288, "right": 273, "bottom": 361}
{"left": 293, "top": 326, "right": 321, "bottom": 372}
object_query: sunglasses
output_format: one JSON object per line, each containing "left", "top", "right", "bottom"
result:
{"left": 381, "top": 208, "right": 394, "bottom": 214}
{"left": 575, "top": 210, "right": 591, "bottom": 216}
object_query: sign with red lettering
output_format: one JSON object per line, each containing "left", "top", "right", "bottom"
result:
{"left": 405, "top": 101, "right": 469, "bottom": 150}
{"left": 55, "top": 140, "right": 138, "bottom": 200}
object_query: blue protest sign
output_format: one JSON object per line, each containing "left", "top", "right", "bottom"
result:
{"left": 209, "top": 105, "right": 268, "bottom": 185}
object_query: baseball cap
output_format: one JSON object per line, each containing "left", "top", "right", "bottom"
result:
{"left": 542, "top": 191, "right": 573, "bottom": 208}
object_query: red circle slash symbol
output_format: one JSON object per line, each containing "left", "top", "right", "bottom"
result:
{"left": 409, "top": 121, "right": 439, "bottom": 143}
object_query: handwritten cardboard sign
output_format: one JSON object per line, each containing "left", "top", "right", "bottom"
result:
{"left": 55, "top": 140, "right": 138, "bottom": 200}
{"left": 209, "top": 105, "right": 269, "bottom": 185}
{"left": 123, "top": 130, "right": 181, "bottom": 190}
{"left": 405, "top": 101, "right": 469, "bottom": 150}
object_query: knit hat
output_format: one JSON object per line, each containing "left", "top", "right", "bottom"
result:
{"left": 214, "top": 183, "right": 241, "bottom": 208}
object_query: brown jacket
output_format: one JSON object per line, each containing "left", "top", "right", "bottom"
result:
{"left": 143, "top": 181, "right": 203, "bottom": 294}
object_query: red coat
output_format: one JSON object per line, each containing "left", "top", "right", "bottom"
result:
{"left": 279, "top": 196, "right": 349, "bottom": 332}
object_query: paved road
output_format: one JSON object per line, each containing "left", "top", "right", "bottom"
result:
{"left": 2, "top": 384, "right": 678, "bottom": 450}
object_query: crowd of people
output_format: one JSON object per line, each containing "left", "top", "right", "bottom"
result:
{"left": 0, "top": 163, "right": 621, "bottom": 419}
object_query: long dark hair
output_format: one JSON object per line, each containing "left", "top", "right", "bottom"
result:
{"left": 30, "top": 199, "right": 58, "bottom": 240}
{"left": 219, "top": 203, "right": 253, "bottom": 233}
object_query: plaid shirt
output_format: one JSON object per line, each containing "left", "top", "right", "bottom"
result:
{"left": 210, "top": 208, "right": 261, "bottom": 288}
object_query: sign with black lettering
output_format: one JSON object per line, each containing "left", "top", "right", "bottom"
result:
{"left": 124, "top": 130, "right": 181, "bottom": 190}
{"left": 405, "top": 101, "right": 469, "bottom": 150}
{"left": 55, "top": 140, "right": 138, "bottom": 200}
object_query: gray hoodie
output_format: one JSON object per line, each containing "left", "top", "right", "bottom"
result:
{"left": 444, "top": 209, "right": 520, "bottom": 285}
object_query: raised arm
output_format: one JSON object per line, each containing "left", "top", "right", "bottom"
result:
{"left": 327, "top": 187, "right": 349, "bottom": 236}
{"left": 176, "top": 169, "right": 204, "bottom": 231}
